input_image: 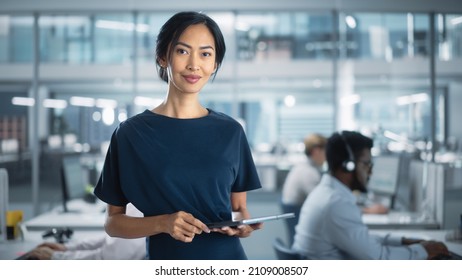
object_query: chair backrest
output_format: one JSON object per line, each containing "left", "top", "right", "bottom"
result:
{"left": 280, "top": 202, "right": 301, "bottom": 246}
{"left": 272, "top": 237, "right": 304, "bottom": 260}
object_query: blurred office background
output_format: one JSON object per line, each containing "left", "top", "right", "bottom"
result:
{"left": 1, "top": 0, "right": 462, "bottom": 238}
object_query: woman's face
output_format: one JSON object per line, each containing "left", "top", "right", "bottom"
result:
{"left": 164, "top": 24, "right": 217, "bottom": 96}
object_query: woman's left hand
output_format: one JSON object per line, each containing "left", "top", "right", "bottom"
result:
{"left": 212, "top": 222, "right": 262, "bottom": 238}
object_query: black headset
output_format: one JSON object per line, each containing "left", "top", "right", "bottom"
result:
{"left": 339, "top": 131, "right": 356, "bottom": 172}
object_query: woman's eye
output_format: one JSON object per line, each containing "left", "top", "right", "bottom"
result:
{"left": 177, "top": 49, "right": 188, "bottom": 55}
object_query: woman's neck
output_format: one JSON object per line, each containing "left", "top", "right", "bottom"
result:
{"left": 153, "top": 99, "right": 208, "bottom": 119}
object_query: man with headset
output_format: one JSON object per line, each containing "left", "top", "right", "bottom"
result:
{"left": 291, "top": 130, "right": 449, "bottom": 259}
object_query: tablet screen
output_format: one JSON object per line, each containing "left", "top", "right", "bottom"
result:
{"left": 206, "top": 212, "right": 295, "bottom": 229}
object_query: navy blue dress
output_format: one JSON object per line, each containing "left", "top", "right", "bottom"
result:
{"left": 94, "top": 109, "right": 262, "bottom": 259}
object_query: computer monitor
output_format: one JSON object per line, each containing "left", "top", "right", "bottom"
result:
{"left": 392, "top": 153, "right": 413, "bottom": 211}
{"left": 367, "top": 155, "right": 401, "bottom": 207}
{"left": 0, "top": 168, "right": 9, "bottom": 242}
{"left": 60, "top": 154, "right": 86, "bottom": 213}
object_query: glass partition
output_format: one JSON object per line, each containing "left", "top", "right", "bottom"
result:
{"left": 39, "top": 15, "right": 92, "bottom": 63}
{"left": 1, "top": 9, "right": 462, "bottom": 206}
{"left": 337, "top": 12, "right": 432, "bottom": 154}
{"left": 235, "top": 12, "right": 334, "bottom": 61}
{"left": 0, "top": 15, "right": 34, "bottom": 63}
{"left": 435, "top": 14, "right": 462, "bottom": 162}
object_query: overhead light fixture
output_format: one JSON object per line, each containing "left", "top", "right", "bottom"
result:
{"left": 12, "top": 97, "right": 35, "bottom": 106}
{"left": 70, "top": 96, "right": 95, "bottom": 107}
{"left": 396, "top": 93, "right": 428, "bottom": 106}
{"left": 134, "top": 96, "right": 163, "bottom": 107}
{"left": 118, "top": 110, "right": 128, "bottom": 122}
{"left": 92, "top": 111, "right": 102, "bottom": 122}
{"left": 102, "top": 107, "right": 115, "bottom": 126}
{"left": 43, "top": 99, "right": 67, "bottom": 109}
{"left": 284, "top": 95, "right": 296, "bottom": 107}
{"left": 95, "top": 20, "right": 149, "bottom": 33}
{"left": 340, "top": 94, "right": 361, "bottom": 106}
{"left": 345, "top": 15, "right": 357, "bottom": 29}
{"left": 450, "top": 16, "right": 462, "bottom": 26}
{"left": 96, "top": 98, "right": 117, "bottom": 109}
{"left": 235, "top": 22, "right": 250, "bottom": 32}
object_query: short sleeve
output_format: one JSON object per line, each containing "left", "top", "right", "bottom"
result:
{"left": 231, "top": 128, "right": 261, "bottom": 193}
{"left": 93, "top": 128, "right": 129, "bottom": 206}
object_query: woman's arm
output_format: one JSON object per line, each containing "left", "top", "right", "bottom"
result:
{"left": 212, "top": 192, "right": 262, "bottom": 237}
{"left": 105, "top": 204, "right": 210, "bottom": 243}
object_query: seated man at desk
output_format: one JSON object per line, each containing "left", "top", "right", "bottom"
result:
{"left": 292, "top": 131, "right": 449, "bottom": 260}
{"left": 24, "top": 203, "right": 146, "bottom": 260}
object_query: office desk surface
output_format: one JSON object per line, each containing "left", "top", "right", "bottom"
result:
{"left": 363, "top": 211, "right": 439, "bottom": 230}
{"left": 0, "top": 230, "right": 104, "bottom": 260}
{"left": 24, "top": 212, "right": 106, "bottom": 231}
{"left": 23, "top": 199, "right": 106, "bottom": 231}
{"left": 371, "top": 229, "right": 462, "bottom": 255}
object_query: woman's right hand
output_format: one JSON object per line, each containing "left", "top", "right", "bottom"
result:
{"left": 165, "top": 211, "right": 210, "bottom": 243}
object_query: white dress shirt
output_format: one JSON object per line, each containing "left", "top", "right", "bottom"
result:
{"left": 282, "top": 158, "right": 322, "bottom": 206}
{"left": 52, "top": 203, "right": 146, "bottom": 260}
{"left": 292, "top": 174, "right": 427, "bottom": 260}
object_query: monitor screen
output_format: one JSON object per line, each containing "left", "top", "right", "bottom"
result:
{"left": 60, "top": 154, "right": 86, "bottom": 212}
{"left": 368, "top": 155, "right": 401, "bottom": 196}
{"left": 1, "top": 169, "right": 9, "bottom": 241}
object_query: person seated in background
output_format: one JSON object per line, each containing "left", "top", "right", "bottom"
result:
{"left": 281, "top": 133, "right": 327, "bottom": 245}
{"left": 292, "top": 131, "right": 449, "bottom": 260}
{"left": 25, "top": 203, "right": 146, "bottom": 260}
{"left": 281, "top": 133, "right": 387, "bottom": 245}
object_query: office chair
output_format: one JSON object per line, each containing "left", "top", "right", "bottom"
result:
{"left": 280, "top": 201, "right": 301, "bottom": 246}
{"left": 272, "top": 237, "right": 304, "bottom": 260}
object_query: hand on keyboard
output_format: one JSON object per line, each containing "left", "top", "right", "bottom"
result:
{"left": 16, "top": 252, "right": 38, "bottom": 260}
{"left": 421, "top": 241, "right": 449, "bottom": 260}
{"left": 431, "top": 251, "right": 462, "bottom": 260}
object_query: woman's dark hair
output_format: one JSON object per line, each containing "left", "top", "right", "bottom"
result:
{"left": 326, "top": 130, "right": 373, "bottom": 172}
{"left": 155, "top": 11, "right": 226, "bottom": 83}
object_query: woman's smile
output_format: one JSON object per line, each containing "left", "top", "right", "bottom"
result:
{"left": 183, "top": 74, "right": 201, "bottom": 84}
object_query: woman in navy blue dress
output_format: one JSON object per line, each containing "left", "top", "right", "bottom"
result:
{"left": 94, "top": 11, "right": 262, "bottom": 259}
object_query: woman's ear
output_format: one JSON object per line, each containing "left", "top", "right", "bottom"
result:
{"left": 158, "top": 58, "right": 167, "bottom": 68}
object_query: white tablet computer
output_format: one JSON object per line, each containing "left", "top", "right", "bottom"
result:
{"left": 206, "top": 212, "right": 295, "bottom": 229}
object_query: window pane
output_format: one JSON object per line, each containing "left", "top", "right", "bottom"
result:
{"left": 94, "top": 14, "right": 134, "bottom": 63}
{"left": 39, "top": 15, "right": 92, "bottom": 63}
{"left": 437, "top": 14, "right": 462, "bottom": 60}
{"left": 0, "top": 15, "right": 34, "bottom": 63}
{"left": 236, "top": 12, "right": 334, "bottom": 61}
{"left": 337, "top": 12, "right": 431, "bottom": 153}
{"left": 137, "top": 13, "right": 172, "bottom": 63}
{"left": 339, "top": 13, "right": 430, "bottom": 60}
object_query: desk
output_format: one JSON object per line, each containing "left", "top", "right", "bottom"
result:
{"left": 363, "top": 211, "right": 439, "bottom": 230}
{"left": 0, "top": 230, "right": 104, "bottom": 260}
{"left": 0, "top": 198, "right": 107, "bottom": 259}
{"left": 24, "top": 199, "right": 106, "bottom": 231}
{"left": 371, "top": 229, "right": 462, "bottom": 255}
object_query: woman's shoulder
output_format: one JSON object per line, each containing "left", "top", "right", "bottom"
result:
{"left": 208, "top": 109, "right": 244, "bottom": 129}
{"left": 114, "top": 110, "right": 150, "bottom": 134}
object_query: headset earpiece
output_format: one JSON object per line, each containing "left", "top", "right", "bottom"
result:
{"left": 340, "top": 132, "right": 355, "bottom": 172}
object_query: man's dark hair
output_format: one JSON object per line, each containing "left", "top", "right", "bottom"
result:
{"left": 326, "top": 130, "right": 373, "bottom": 172}
{"left": 155, "top": 11, "right": 226, "bottom": 83}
